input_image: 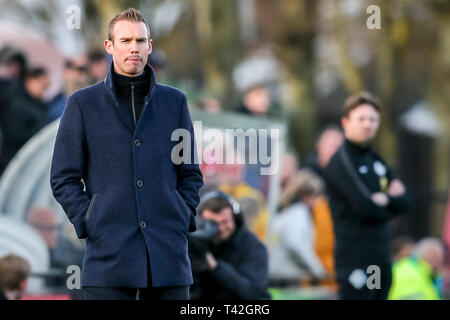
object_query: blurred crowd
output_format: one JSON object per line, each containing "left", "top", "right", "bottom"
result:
{"left": 0, "top": 44, "right": 449, "bottom": 301}
{"left": 0, "top": 46, "right": 111, "bottom": 174}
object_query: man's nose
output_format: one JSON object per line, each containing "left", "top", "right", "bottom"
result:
{"left": 130, "top": 41, "right": 139, "bottom": 53}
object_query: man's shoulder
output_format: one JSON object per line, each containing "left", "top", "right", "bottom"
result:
{"left": 154, "top": 83, "right": 186, "bottom": 99}
{"left": 235, "top": 227, "right": 266, "bottom": 251}
{"left": 69, "top": 81, "right": 106, "bottom": 103}
{"left": 325, "top": 145, "right": 344, "bottom": 174}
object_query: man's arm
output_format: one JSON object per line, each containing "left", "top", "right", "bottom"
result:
{"left": 387, "top": 179, "right": 414, "bottom": 215}
{"left": 325, "top": 155, "right": 389, "bottom": 223}
{"left": 50, "top": 95, "right": 91, "bottom": 239}
{"left": 176, "top": 94, "right": 204, "bottom": 231}
{"left": 207, "top": 239, "right": 270, "bottom": 300}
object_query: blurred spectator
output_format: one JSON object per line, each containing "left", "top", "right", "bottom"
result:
{"left": 238, "top": 85, "right": 271, "bottom": 117}
{"left": 311, "top": 126, "right": 343, "bottom": 287}
{"left": 219, "top": 181, "right": 269, "bottom": 241}
{"left": 1, "top": 66, "right": 49, "bottom": 171}
{"left": 280, "top": 150, "right": 299, "bottom": 193}
{"left": 47, "top": 55, "right": 90, "bottom": 122}
{"left": 268, "top": 169, "right": 327, "bottom": 286}
{"left": 195, "top": 97, "right": 223, "bottom": 114}
{"left": 189, "top": 191, "right": 271, "bottom": 300}
{"left": 0, "top": 46, "right": 27, "bottom": 85}
{"left": 148, "top": 49, "right": 167, "bottom": 81}
{"left": 325, "top": 92, "right": 412, "bottom": 300}
{"left": 0, "top": 47, "right": 28, "bottom": 173}
{"left": 303, "top": 125, "right": 344, "bottom": 179}
{"left": 390, "top": 236, "right": 415, "bottom": 262}
{"left": 199, "top": 136, "right": 269, "bottom": 241}
{"left": 88, "top": 49, "right": 109, "bottom": 83}
{"left": 25, "top": 207, "right": 60, "bottom": 250}
{"left": 25, "top": 207, "right": 84, "bottom": 288}
{"left": 389, "top": 237, "right": 444, "bottom": 300}
{"left": 0, "top": 254, "right": 31, "bottom": 300}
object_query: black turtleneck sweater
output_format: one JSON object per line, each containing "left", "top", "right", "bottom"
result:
{"left": 112, "top": 68, "right": 150, "bottom": 127}
{"left": 324, "top": 139, "right": 412, "bottom": 268}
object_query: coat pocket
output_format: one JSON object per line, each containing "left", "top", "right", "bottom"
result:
{"left": 85, "top": 193, "right": 98, "bottom": 222}
{"left": 175, "top": 190, "right": 190, "bottom": 232}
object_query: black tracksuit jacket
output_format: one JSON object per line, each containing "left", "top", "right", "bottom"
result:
{"left": 325, "top": 139, "right": 412, "bottom": 271}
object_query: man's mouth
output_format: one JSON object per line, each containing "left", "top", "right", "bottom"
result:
{"left": 127, "top": 57, "right": 141, "bottom": 62}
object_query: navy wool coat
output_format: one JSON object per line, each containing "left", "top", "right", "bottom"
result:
{"left": 50, "top": 64, "right": 204, "bottom": 288}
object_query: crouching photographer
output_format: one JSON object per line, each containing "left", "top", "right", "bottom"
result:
{"left": 188, "top": 191, "right": 271, "bottom": 300}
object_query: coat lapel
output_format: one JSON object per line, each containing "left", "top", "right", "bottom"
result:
{"left": 103, "top": 62, "right": 158, "bottom": 134}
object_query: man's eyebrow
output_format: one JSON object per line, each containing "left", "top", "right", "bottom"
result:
{"left": 119, "top": 37, "right": 147, "bottom": 41}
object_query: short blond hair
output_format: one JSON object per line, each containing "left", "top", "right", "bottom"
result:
{"left": 108, "top": 8, "right": 151, "bottom": 42}
{"left": 0, "top": 254, "right": 31, "bottom": 291}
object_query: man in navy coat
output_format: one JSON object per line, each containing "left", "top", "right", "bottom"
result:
{"left": 50, "top": 8, "right": 203, "bottom": 300}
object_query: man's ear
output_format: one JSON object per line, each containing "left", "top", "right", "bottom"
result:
{"left": 104, "top": 40, "right": 114, "bottom": 55}
{"left": 148, "top": 39, "right": 153, "bottom": 56}
{"left": 341, "top": 116, "right": 348, "bottom": 131}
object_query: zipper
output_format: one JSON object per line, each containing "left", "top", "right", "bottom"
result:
{"left": 131, "top": 83, "right": 136, "bottom": 126}
{"left": 85, "top": 193, "right": 98, "bottom": 221}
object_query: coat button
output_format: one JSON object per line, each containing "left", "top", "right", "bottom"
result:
{"left": 134, "top": 139, "right": 141, "bottom": 147}
{"left": 137, "top": 180, "right": 143, "bottom": 187}
{"left": 140, "top": 221, "right": 147, "bottom": 229}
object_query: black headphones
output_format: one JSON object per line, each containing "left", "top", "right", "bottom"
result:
{"left": 198, "top": 191, "right": 244, "bottom": 227}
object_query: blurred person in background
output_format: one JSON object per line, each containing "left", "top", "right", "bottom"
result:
{"left": 0, "top": 46, "right": 28, "bottom": 96}
{"left": 268, "top": 169, "right": 327, "bottom": 287}
{"left": 189, "top": 191, "right": 270, "bottom": 300}
{"left": 47, "top": 55, "right": 90, "bottom": 122}
{"left": 25, "top": 207, "right": 60, "bottom": 251}
{"left": 1, "top": 66, "right": 49, "bottom": 171}
{"left": 304, "top": 125, "right": 344, "bottom": 179}
{"left": 325, "top": 92, "right": 412, "bottom": 300}
{"left": 88, "top": 49, "right": 110, "bottom": 84}
{"left": 0, "top": 254, "right": 31, "bottom": 300}
{"left": 390, "top": 236, "right": 415, "bottom": 262}
{"left": 389, "top": 237, "right": 444, "bottom": 300}
{"left": 238, "top": 85, "right": 271, "bottom": 117}
{"left": 307, "top": 126, "right": 344, "bottom": 288}
{"left": 199, "top": 135, "right": 270, "bottom": 241}
{"left": 148, "top": 49, "right": 167, "bottom": 82}
{"left": 280, "top": 150, "right": 299, "bottom": 193}
{"left": 0, "top": 47, "right": 28, "bottom": 173}
{"left": 195, "top": 97, "right": 223, "bottom": 114}
{"left": 25, "top": 207, "right": 84, "bottom": 289}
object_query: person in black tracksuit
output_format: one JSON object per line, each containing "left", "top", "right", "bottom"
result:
{"left": 324, "top": 92, "right": 412, "bottom": 300}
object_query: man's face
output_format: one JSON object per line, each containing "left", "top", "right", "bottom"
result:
{"left": 342, "top": 104, "right": 380, "bottom": 145}
{"left": 202, "top": 207, "right": 236, "bottom": 242}
{"left": 104, "top": 20, "right": 152, "bottom": 76}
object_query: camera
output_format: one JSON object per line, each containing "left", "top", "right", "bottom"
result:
{"left": 187, "top": 215, "right": 220, "bottom": 273}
